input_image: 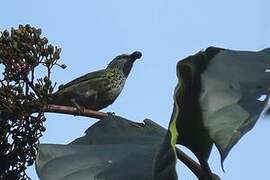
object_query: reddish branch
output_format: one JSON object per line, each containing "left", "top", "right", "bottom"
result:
{"left": 40, "top": 104, "right": 219, "bottom": 180}
{"left": 41, "top": 104, "right": 108, "bottom": 119}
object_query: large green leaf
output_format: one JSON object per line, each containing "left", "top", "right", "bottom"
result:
{"left": 172, "top": 47, "right": 270, "bottom": 167}
{"left": 36, "top": 116, "right": 177, "bottom": 180}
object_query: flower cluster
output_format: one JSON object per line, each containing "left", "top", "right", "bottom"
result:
{"left": 0, "top": 24, "right": 64, "bottom": 179}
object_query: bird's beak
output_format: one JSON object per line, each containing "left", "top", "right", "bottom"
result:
{"left": 129, "top": 51, "right": 142, "bottom": 62}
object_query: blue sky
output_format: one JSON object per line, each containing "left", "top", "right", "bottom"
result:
{"left": 1, "top": 0, "right": 270, "bottom": 179}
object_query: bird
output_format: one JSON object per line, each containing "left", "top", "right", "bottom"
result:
{"left": 49, "top": 51, "right": 142, "bottom": 111}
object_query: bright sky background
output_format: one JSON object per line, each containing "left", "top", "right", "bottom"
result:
{"left": 1, "top": 0, "right": 270, "bottom": 179}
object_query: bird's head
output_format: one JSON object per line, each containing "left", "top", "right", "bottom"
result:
{"left": 107, "top": 51, "right": 142, "bottom": 77}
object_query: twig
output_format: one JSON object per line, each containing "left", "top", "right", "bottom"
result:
{"left": 41, "top": 104, "right": 108, "bottom": 119}
{"left": 176, "top": 148, "right": 219, "bottom": 180}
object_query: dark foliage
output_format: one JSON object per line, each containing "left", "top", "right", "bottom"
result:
{"left": 0, "top": 25, "right": 64, "bottom": 179}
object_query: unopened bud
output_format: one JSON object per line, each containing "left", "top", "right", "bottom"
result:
{"left": 44, "top": 76, "right": 49, "bottom": 82}
{"left": 25, "top": 24, "right": 31, "bottom": 31}
{"left": 3, "top": 30, "right": 9, "bottom": 37}
{"left": 40, "top": 126, "right": 46, "bottom": 132}
{"left": 41, "top": 37, "right": 48, "bottom": 45}
{"left": 60, "top": 64, "right": 67, "bottom": 69}
{"left": 47, "top": 44, "right": 54, "bottom": 54}
{"left": 36, "top": 28, "right": 42, "bottom": 36}
{"left": 18, "top": 24, "right": 24, "bottom": 29}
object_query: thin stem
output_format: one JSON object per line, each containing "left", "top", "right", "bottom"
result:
{"left": 31, "top": 69, "right": 34, "bottom": 83}
{"left": 25, "top": 78, "right": 41, "bottom": 99}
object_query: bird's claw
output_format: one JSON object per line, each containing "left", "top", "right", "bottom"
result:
{"left": 107, "top": 112, "right": 115, "bottom": 116}
{"left": 75, "top": 106, "right": 85, "bottom": 116}
{"left": 71, "top": 98, "right": 85, "bottom": 115}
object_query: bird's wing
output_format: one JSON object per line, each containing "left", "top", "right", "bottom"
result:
{"left": 60, "top": 69, "right": 106, "bottom": 89}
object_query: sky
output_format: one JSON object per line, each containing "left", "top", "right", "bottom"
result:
{"left": 1, "top": 0, "right": 270, "bottom": 179}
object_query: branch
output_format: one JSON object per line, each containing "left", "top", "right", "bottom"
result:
{"left": 176, "top": 148, "right": 219, "bottom": 180}
{"left": 41, "top": 104, "right": 108, "bottom": 119}
{"left": 40, "top": 104, "right": 219, "bottom": 180}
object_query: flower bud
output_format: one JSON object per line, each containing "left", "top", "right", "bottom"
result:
{"left": 3, "top": 30, "right": 9, "bottom": 37}
{"left": 47, "top": 44, "right": 54, "bottom": 54}
{"left": 60, "top": 64, "right": 67, "bottom": 69}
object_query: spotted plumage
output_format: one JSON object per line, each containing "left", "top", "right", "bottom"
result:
{"left": 49, "top": 51, "right": 142, "bottom": 111}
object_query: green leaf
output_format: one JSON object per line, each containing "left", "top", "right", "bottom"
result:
{"left": 172, "top": 47, "right": 270, "bottom": 167}
{"left": 200, "top": 47, "right": 270, "bottom": 163}
{"left": 35, "top": 116, "right": 177, "bottom": 180}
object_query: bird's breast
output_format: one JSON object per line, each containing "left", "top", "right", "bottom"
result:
{"left": 106, "top": 74, "right": 126, "bottom": 100}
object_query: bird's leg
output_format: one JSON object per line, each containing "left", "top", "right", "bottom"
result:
{"left": 71, "top": 98, "right": 85, "bottom": 115}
